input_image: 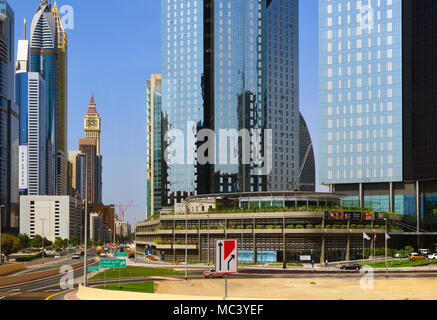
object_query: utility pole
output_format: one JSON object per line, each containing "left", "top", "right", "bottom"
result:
{"left": 84, "top": 157, "right": 88, "bottom": 287}
{"left": 0, "top": 205, "right": 4, "bottom": 265}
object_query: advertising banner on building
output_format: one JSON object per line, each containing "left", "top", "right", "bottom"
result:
{"left": 19, "top": 145, "right": 28, "bottom": 193}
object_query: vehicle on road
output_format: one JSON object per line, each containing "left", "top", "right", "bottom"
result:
{"left": 100, "top": 252, "right": 107, "bottom": 257}
{"left": 409, "top": 253, "right": 426, "bottom": 261}
{"left": 428, "top": 253, "right": 437, "bottom": 260}
{"left": 129, "top": 253, "right": 135, "bottom": 259}
{"left": 203, "top": 269, "right": 224, "bottom": 278}
{"left": 419, "top": 249, "right": 431, "bottom": 256}
{"left": 339, "top": 264, "right": 361, "bottom": 271}
{"left": 72, "top": 254, "right": 80, "bottom": 260}
{"left": 54, "top": 255, "right": 61, "bottom": 259}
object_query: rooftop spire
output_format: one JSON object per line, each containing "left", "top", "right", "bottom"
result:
{"left": 87, "top": 94, "right": 97, "bottom": 114}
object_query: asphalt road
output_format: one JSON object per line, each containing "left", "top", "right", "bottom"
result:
{"left": 2, "top": 252, "right": 437, "bottom": 301}
{"left": 0, "top": 250, "right": 98, "bottom": 301}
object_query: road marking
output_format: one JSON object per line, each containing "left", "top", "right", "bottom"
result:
{"left": 45, "top": 289, "right": 60, "bottom": 292}
{"left": 7, "top": 289, "right": 20, "bottom": 292}
{"left": 45, "top": 288, "right": 75, "bottom": 301}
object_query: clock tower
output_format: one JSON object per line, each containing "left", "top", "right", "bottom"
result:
{"left": 84, "top": 94, "right": 101, "bottom": 155}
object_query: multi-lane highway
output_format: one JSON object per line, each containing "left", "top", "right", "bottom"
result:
{"left": 0, "top": 249, "right": 97, "bottom": 301}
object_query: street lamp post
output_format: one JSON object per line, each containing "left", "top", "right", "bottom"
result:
{"left": 0, "top": 205, "right": 4, "bottom": 265}
{"left": 385, "top": 218, "right": 388, "bottom": 278}
{"left": 185, "top": 210, "right": 188, "bottom": 281}
{"left": 40, "top": 218, "right": 47, "bottom": 264}
{"left": 83, "top": 157, "right": 88, "bottom": 287}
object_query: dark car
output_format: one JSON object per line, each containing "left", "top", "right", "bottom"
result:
{"left": 129, "top": 253, "right": 135, "bottom": 259}
{"left": 339, "top": 263, "right": 361, "bottom": 271}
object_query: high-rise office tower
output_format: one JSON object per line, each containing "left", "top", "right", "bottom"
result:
{"left": 80, "top": 95, "right": 102, "bottom": 204}
{"left": 16, "top": 37, "right": 47, "bottom": 197}
{"left": 319, "top": 0, "right": 437, "bottom": 234}
{"left": 146, "top": 74, "right": 166, "bottom": 217}
{"left": 30, "top": 0, "right": 58, "bottom": 196}
{"left": 68, "top": 151, "right": 85, "bottom": 199}
{"left": 79, "top": 138, "right": 97, "bottom": 204}
{"left": 265, "top": 0, "right": 300, "bottom": 192}
{"left": 0, "top": 0, "right": 17, "bottom": 233}
{"left": 160, "top": 0, "right": 299, "bottom": 210}
{"left": 53, "top": 1, "right": 68, "bottom": 196}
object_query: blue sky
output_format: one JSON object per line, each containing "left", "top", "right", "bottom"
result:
{"left": 10, "top": 0, "right": 324, "bottom": 227}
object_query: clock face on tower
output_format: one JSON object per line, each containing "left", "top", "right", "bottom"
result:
{"left": 87, "top": 120, "right": 96, "bottom": 128}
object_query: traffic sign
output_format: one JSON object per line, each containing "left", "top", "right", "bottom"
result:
{"left": 114, "top": 252, "right": 128, "bottom": 257}
{"left": 99, "top": 259, "right": 126, "bottom": 269}
{"left": 215, "top": 239, "right": 238, "bottom": 274}
{"left": 88, "top": 266, "right": 100, "bottom": 272}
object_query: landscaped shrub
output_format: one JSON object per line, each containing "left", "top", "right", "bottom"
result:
{"left": 333, "top": 225, "right": 342, "bottom": 229}
{"left": 16, "top": 252, "right": 43, "bottom": 262}
{"left": 227, "top": 225, "right": 235, "bottom": 229}
{"left": 201, "top": 226, "right": 208, "bottom": 230}
{"left": 265, "top": 225, "right": 274, "bottom": 229}
{"left": 357, "top": 225, "right": 365, "bottom": 229}
{"left": 236, "top": 225, "right": 244, "bottom": 230}
{"left": 350, "top": 224, "right": 357, "bottom": 229}
{"left": 306, "top": 224, "right": 314, "bottom": 229}
{"left": 315, "top": 225, "right": 323, "bottom": 229}
{"left": 365, "top": 225, "right": 372, "bottom": 229}
{"left": 286, "top": 225, "right": 294, "bottom": 229}
{"left": 245, "top": 225, "right": 253, "bottom": 229}
{"left": 325, "top": 225, "right": 333, "bottom": 229}
{"left": 275, "top": 225, "right": 281, "bottom": 229}
{"left": 295, "top": 225, "right": 304, "bottom": 229}
{"left": 256, "top": 225, "right": 264, "bottom": 229}
{"left": 175, "top": 226, "right": 183, "bottom": 230}
{"left": 340, "top": 225, "right": 348, "bottom": 229}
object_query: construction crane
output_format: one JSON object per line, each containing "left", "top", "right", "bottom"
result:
{"left": 117, "top": 201, "right": 136, "bottom": 222}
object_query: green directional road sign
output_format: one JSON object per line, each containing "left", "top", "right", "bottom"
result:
{"left": 99, "top": 259, "right": 127, "bottom": 269}
{"left": 88, "top": 266, "right": 100, "bottom": 272}
{"left": 114, "top": 252, "right": 128, "bottom": 257}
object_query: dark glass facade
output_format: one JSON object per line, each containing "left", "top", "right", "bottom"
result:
{"left": 298, "top": 113, "right": 315, "bottom": 192}
{"left": 161, "top": 0, "right": 301, "bottom": 210}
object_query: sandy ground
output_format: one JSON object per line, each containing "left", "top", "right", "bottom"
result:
{"left": 155, "top": 277, "right": 437, "bottom": 300}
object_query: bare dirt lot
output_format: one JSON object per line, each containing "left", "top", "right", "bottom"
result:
{"left": 155, "top": 277, "right": 437, "bottom": 300}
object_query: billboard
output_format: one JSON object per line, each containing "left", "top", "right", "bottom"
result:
{"left": 19, "top": 145, "right": 28, "bottom": 193}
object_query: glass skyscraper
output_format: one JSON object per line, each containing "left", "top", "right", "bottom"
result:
{"left": 0, "top": 0, "right": 17, "bottom": 233}
{"left": 319, "top": 0, "right": 437, "bottom": 237}
{"left": 160, "top": 0, "right": 300, "bottom": 210}
{"left": 30, "top": 0, "right": 58, "bottom": 195}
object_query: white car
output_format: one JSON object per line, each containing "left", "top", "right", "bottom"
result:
{"left": 428, "top": 253, "right": 437, "bottom": 260}
{"left": 100, "top": 252, "right": 107, "bottom": 257}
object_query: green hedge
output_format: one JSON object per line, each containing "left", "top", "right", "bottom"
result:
{"left": 16, "top": 252, "right": 43, "bottom": 262}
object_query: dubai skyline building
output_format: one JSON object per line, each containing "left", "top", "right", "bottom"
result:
{"left": 319, "top": 0, "right": 437, "bottom": 238}
{"left": 0, "top": 0, "right": 18, "bottom": 233}
{"left": 52, "top": 1, "right": 68, "bottom": 196}
{"left": 80, "top": 95, "right": 102, "bottom": 205}
{"left": 159, "top": 0, "right": 300, "bottom": 213}
{"left": 30, "top": 0, "right": 58, "bottom": 196}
